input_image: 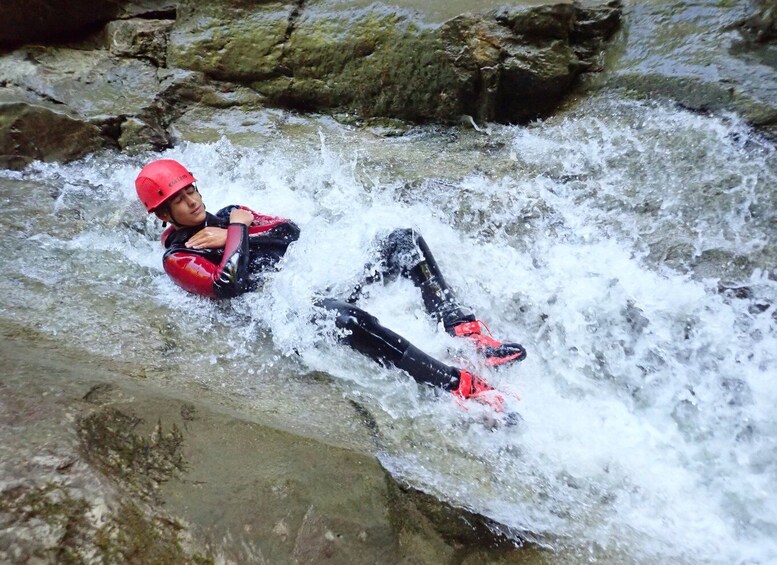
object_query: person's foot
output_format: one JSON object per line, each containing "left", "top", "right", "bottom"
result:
{"left": 451, "top": 369, "right": 504, "bottom": 411}
{"left": 450, "top": 320, "right": 526, "bottom": 367}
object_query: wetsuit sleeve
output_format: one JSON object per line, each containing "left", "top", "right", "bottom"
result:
{"left": 163, "top": 223, "right": 250, "bottom": 299}
{"left": 243, "top": 206, "right": 283, "bottom": 226}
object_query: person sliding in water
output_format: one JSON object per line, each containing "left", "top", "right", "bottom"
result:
{"left": 135, "top": 159, "right": 526, "bottom": 410}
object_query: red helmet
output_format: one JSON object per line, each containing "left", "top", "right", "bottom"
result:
{"left": 135, "top": 159, "right": 197, "bottom": 212}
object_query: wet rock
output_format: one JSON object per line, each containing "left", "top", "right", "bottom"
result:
{"left": 0, "top": 47, "right": 159, "bottom": 123}
{"left": 0, "top": 0, "right": 178, "bottom": 49}
{"left": 169, "top": 0, "right": 622, "bottom": 123}
{"left": 0, "top": 45, "right": 170, "bottom": 166}
{"left": 0, "top": 482, "right": 213, "bottom": 564}
{"left": 600, "top": 1, "right": 777, "bottom": 140}
{"left": 358, "top": 116, "right": 413, "bottom": 137}
{"left": 77, "top": 407, "right": 186, "bottom": 501}
{"left": 718, "top": 280, "right": 754, "bottom": 300}
{"left": 103, "top": 18, "right": 175, "bottom": 67}
{"left": 1, "top": 322, "right": 541, "bottom": 564}
{"left": 718, "top": 280, "right": 774, "bottom": 315}
{"left": 749, "top": 302, "right": 772, "bottom": 315}
{"left": 118, "top": 116, "right": 172, "bottom": 154}
{"left": 82, "top": 383, "right": 122, "bottom": 405}
{"left": 1, "top": 0, "right": 621, "bottom": 166}
{"left": 740, "top": 0, "right": 777, "bottom": 43}
{"left": 0, "top": 37, "right": 272, "bottom": 167}
{"left": 0, "top": 86, "right": 104, "bottom": 170}
{"left": 386, "top": 481, "right": 523, "bottom": 549}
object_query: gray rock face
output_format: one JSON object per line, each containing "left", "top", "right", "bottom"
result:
{"left": 600, "top": 1, "right": 777, "bottom": 140}
{"left": 0, "top": 0, "right": 623, "bottom": 169}
{"left": 104, "top": 18, "right": 175, "bottom": 66}
{"left": 2, "top": 0, "right": 775, "bottom": 169}
{"left": 0, "top": 87, "right": 104, "bottom": 170}
{"left": 742, "top": 0, "right": 777, "bottom": 42}
{"left": 0, "top": 47, "right": 161, "bottom": 120}
{"left": 0, "top": 39, "right": 175, "bottom": 167}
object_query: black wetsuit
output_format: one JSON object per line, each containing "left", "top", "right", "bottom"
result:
{"left": 318, "top": 227, "right": 477, "bottom": 390}
{"left": 162, "top": 206, "right": 475, "bottom": 391}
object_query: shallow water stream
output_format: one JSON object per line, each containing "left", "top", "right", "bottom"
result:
{"left": 2, "top": 93, "right": 776, "bottom": 563}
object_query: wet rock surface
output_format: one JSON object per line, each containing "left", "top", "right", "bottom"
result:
{"left": 740, "top": 0, "right": 777, "bottom": 43}
{"left": 104, "top": 18, "right": 175, "bottom": 66}
{"left": 169, "top": 0, "right": 621, "bottom": 123}
{"left": 0, "top": 0, "right": 622, "bottom": 168}
{"left": 0, "top": 321, "right": 545, "bottom": 564}
{"left": 0, "top": 0, "right": 178, "bottom": 49}
{"left": 0, "top": 44, "right": 171, "bottom": 166}
{"left": 0, "top": 86, "right": 105, "bottom": 169}
{"left": 2, "top": 0, "right": 776, "bottom": 169}
{"left": 599, "top": 0, "right": 777, "bottom": 140}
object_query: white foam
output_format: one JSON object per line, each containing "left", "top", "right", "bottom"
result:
{"left": 6, "top": 97, "right": 777, "bottom": 563}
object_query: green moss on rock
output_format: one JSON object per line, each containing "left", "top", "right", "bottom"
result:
{"left": 0, "top": 483, "right": 213, "bottom": 564}
{"left": 77, "top": 408, "right": 186, "bottom": 501}
{"left": 168, "top": 1, "right": 622, "bottom": 123}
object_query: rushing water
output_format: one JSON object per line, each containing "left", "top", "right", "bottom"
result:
{"left": 1, "top": 94, "right": 776, "bottom": 563}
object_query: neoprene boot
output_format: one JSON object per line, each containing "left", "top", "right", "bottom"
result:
{"left": 451, "top": 369, "right": 504, "bottom": 411}
{"left": 450, "top": 321, "right": 527, "bottom": 367}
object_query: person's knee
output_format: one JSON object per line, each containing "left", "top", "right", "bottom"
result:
{"left": 384, "top": 228, "right": 424, "bottom": 272}
{"left": 335, "top": 307, "right": 379, "bottom": 332}
{"left": 387, "top": 227, "right": 417, "bottom": 247}
{"left": 320, "top": 299, "right": 379, "bottom": 332}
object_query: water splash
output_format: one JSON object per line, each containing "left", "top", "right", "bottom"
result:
{"left": 1, "top": 95, "right": 775, "bottom": 563}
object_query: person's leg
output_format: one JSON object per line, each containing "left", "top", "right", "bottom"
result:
{"left": 347, "top": 228, "right": 527, "bottom": 367}
{"left": 316, "top": 298, "right": 505, "bottom": 410}
{"left": 347, "top": 228, "right": 475, "bottom": 331}
{"left": 316, "top": 298, "right": 461, "bottom": 389}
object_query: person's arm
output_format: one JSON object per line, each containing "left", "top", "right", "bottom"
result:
{"left": 216, "top": 205, "right": 298, "bottom": 236}
{"left": 163, "top": 209, "right": 253, "bottom": 298}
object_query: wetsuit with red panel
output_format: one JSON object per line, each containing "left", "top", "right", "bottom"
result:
{"left": 161, "top": 206, "right": 504, "bottom": 392}
{"left": 162, "top": 205, "right": 300, "bottom": 299}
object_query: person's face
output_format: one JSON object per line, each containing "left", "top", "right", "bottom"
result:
{"left": 157, "top": 184, "right": 206, "bottom": 227}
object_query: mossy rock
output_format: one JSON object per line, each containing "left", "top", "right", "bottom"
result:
{"left": 104, "top": 18, "right": 175, "bottom": 66}
{"left": 169, "top": 0, "right": 622, "bottom": 123}
{"left": 76, "top": 407, "right": 186, "bottom": 501}
{"left": 0, "top": 483, "right": 213, "bottom": 564}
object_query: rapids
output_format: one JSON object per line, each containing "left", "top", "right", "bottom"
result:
{"left": 1, "top": 94, "right": 776, "bottom": 563}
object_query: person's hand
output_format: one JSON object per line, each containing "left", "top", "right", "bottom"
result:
{"left": 229, "top": 208, "right": 254, "bottom": 226}
{"left": 185, "top": 227, "right": 228, "bottom": 249}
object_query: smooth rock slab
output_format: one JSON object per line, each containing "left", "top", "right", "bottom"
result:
{"left": 0, "top": 321, "right": 543, "bottom": 564}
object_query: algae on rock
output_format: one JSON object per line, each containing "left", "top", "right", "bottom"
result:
{"left": 169, "top": 0, "right": 623, "bottom": 123}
